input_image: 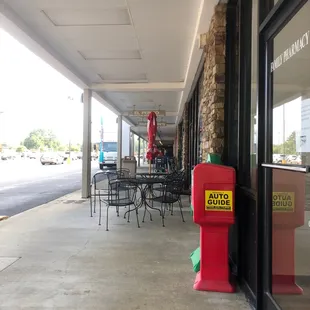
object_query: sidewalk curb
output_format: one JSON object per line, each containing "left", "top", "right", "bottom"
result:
{"left": 3, "top": 189, "right": 83, "bottom": 222}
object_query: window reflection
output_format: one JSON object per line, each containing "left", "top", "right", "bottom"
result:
{"left": 272, "top": 170, "right": 308, "bottom": 302}
{"left": 271, "top": 1, "right": 310, "bottom": 166}
{"left": 250, "top": 0, "right": 258, "bottom": 189}
{"left": 271, "top": 2, "right": 310, "bottom": 309}
{"left": 272, "top": 97, "right": 309, "bottom": 165}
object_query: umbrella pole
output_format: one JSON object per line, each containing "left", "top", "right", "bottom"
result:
{"left": 148, "top": 160, "right": 151, "bottom": 174}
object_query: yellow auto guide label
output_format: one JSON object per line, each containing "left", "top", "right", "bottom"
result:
{"left": 205, "top": 190, "right": 233, "bottom": 211}
{"left": 272, "top": 192, "right": 295, "bottom": 212}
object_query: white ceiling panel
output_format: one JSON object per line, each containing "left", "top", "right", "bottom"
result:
{"left": 35, "top": 0, "right": 127, "bottom": 10}
{"left": 142, "top": 50, "right": 186, "bottom": 82}
{"left": 42, "top": 8, "right": 131, "bottom": 26}
{"left": 102, "top": 91, "right": 181, "bottom": 113}
{"left": 89, "top": 59, "right": 145, "bottom": 75}
{"left": 128, "top": 0, "right": 201, "bottom": 82}
{"left": 58, "top": 26, "right": 138, "bottom": 51}
{"left": 99, "top": 72, "right": 147, "bottom": 83}
{"left": 80, "top": 49, "right": 141, "bottom": 60}
{"left": 104, "top": 91, "right": 181, "bottom": 105}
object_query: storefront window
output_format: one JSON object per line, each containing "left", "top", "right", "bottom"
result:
{"left": 270, "top": 2, "right": 310, "bottom": 309}
{"left": 271, "top": 2, "right": 310, "bottom": 166}
{"left": 250, "top": 0, "right": 258, "bottom": 189}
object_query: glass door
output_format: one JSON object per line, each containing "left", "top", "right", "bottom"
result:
{"left": 258, "top": 1, "right": 310, "bottom": 309}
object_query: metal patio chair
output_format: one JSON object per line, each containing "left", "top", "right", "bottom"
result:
{"left": 89, "top": 170, "right": 109, "bottom": 217}
{"left": 99, "top": 176, "right": 140, "bottom": 231}
{"left": 149, "top": 179, "right": 185, "bottom": 227}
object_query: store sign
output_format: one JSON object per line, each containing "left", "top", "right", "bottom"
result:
{"left": 272, "top": 192, "right": 295, "bottom": 212}
{"left": 205, "top": 190, "right": 233, "bottom": 212}
{"left": 129, "top": 110, "right": 166, "bottom": 116}
{"left": 138, "top": 121, "right": 167, "bottom": 126}
{"left": 271, "top": 30, "right": 310, "bottom": 72}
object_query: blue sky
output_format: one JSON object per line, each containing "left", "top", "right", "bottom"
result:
{"left": 0, "top": 28, "right": 117, "bottom": 146}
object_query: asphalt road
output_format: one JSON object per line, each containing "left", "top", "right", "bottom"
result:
{"left": 0, "top": 159, "right": 99, "bottom": 217}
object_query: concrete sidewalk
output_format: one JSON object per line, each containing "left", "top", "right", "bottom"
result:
{"left": 0, "top": 190, "right": 251, "bottom": 310}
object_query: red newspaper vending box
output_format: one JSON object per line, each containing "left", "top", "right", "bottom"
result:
{"left": 192, "top": 163, "right": 236, "bottom": 293}
{"left": 272, "top": 169, "right": 305, "bottom": 295}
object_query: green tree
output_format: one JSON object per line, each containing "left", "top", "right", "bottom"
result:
{"left": 273, "top": 131, "right": 297, "bottom": 154}
{"left": 23, "top": 129, "right": 61, "bottom": 151}
{"left": 44, "top": 130, "right": 60, "bottom": 150}
{"left": 16, "top": 145, "right": 27, "bottom": 153}
{"left": 70, "top": 145, "right": 80, "bottom": 152}
{"left": 23, "top": 130, "right": 44, "bottom": 150}
{"left": 57, "top": 145, "right": 66, "bottom": 152}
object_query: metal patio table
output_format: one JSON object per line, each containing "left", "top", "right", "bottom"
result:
{"left": 111, "top": 176, "right": 166, "bottom": 222}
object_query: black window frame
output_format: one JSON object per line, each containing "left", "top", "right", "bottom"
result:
{"left": 237, "top": 0, "right": 253, "bottom": 187}
{"left": 186, "top": 69, "right": 203, "bottom": 185}
{"left": 257, "top": 0, "right": 309, "bottom": 309}
{"left": 229, "top": 0, "right": 309, "bottom": 309}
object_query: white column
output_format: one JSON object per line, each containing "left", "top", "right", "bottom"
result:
{"left": 117, "top": 115, "right": 123, "bottom": 168}
{"left": 82, "top": 89, "right": 92, "bottom": 198}
{"left": 138, "top": 137, "right": 141, "bottom": 167}
{"left": 130, "top": 133, "right": 135, "bottom": 157}
{"left": 129, "top": 131, "right": 132, "bottom": 157}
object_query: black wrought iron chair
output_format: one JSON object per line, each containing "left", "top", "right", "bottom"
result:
{"left": 89, "top": 170, "right": 109, "bottom": 217}
{"left": 160, "top": 170, "right": 191, "bottom": 204}
{"left": 99, "top": 175, "right": 140, "bottom": 231}
{"left": 149, "top": 179, "right": 185, "bottom": 227}
{"left": 152, "top": 170, "right": 185, "bottom": 193}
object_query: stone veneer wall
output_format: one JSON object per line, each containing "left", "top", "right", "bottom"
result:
{"left": 199, "top": 3, "right": 227, "bottom": 162}
{"left": 177, "top": 3, "right": 227, "bottom": 169}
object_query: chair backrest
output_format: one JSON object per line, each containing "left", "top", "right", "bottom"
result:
{"left": 165, "top": 169, "right": 184, "bottom": 182}
{"left": 107, "top": 171, "right": 118, "bottom": 182}
{"left": 116, "top": 168, "right": 131, "bottom": 178}
{"left": 163, "top": 178, "right": 183, "bottom": 201}
{"left": 106, "top": 171, "right": 119, "bottom": 200}
{"left": 92, "top": 171, "right": 108, "bottom": 190}
{"left": 106, "top": 173, "right": 137, "bottom": 204}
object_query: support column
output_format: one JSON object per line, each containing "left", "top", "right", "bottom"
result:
{"left": 117, "top": 115, "right": 123, "bottom": 168}
{"left": 138, "top": 137, "right": 141, "bottom": 167}
{"left": 130, "top": 133, "right": 135, "bottom": 157}
{"left": 82, "top": 89, "right": 92, "bottom": 198}
{"left": 129, "top": 132, "right": 132, "bottom": 156}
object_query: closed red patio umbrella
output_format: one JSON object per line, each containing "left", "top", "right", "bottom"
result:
{"left": 146, "top": 111, "right": 158, "bottom": 172}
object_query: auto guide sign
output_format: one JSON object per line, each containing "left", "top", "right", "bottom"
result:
{"left": 272, "top": 192, "right": 295, "bottom": 212}
{"left": 271, "top": 30, "right": 310, "bottom": 72}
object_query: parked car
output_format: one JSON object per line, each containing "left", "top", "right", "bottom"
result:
{"left": 40, "top": 153, "right": 64, "bottom": 165}
{"left": 286, "top": 155, "right": 301, "bottom": 165}
{"left": 1, "top": 152, "right": 16, "bottom": 160}
{"left": 29, "top": 152, "right": 38, "bottom": 159}
{"left": 273, "top": 154, "right": 287, "bottom": 163}
{"left": 63, "top": 151, "right": 78, "bottom": 161}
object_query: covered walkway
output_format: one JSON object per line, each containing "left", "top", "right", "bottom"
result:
{"left": 0, "top": 1, "right": 252, "bottom": 309}
{"left": 0, "top": 189, "right": 250, "bottom": 310}
{"left": 0, "top": 0, "right": 221, "bottom": 197}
